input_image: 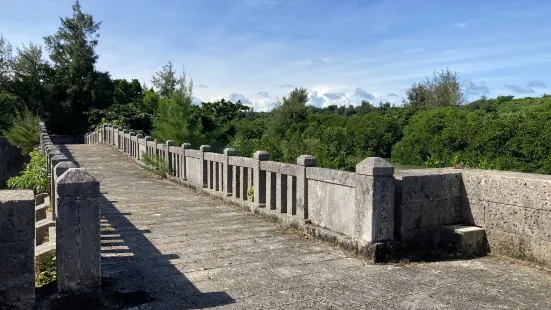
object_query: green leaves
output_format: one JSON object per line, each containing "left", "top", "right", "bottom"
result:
{"left": 2, "top": 109, "right": 40, "bottom": 156}
{"left": 7, "top": 148, "right": 49, "bottom": 194}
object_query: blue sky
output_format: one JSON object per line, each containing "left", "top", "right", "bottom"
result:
{"left": 1, "top": 0, "right": 550, "bottom": 111}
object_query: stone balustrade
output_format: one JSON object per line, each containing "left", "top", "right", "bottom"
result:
{"left": 88, "top": 124, "right": 397, "bottom": 260}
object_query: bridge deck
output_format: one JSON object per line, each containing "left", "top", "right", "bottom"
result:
{"left": 65, "top": 144, "right": 551, "bottom": 309}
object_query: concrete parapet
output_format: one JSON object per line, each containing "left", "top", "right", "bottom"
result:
{"left": 0, "top": 190, "right": 35, "bottom": 309}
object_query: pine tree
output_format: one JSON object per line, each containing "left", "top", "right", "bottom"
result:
{"left": 44, "top": 0, "right": 101, "bottom": 134}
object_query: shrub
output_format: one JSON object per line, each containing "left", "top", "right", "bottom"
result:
{"left": 35, "top": 253, "right": 56, "bottom": 287}
{"left": 1, "top": 109, "right": 40, "bottom": 156}
{"left": 7, "top": 148, "right": 49, "bottom": 193}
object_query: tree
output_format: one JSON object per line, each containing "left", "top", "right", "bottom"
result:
{"left": 269, "top": 87, "right": 309, "bottom": 137}
{"left": 43, "top": 0, "right": 101, "bottom": 134}
{"left": 11, "top": 43, "right": 53, "bottom": 115}
{"left": 405, "top": 68, "right": 466, "bottom": 108}
{"left": 151, "top": 61, "right": 180, "bottom": 97}
{"left": 152, "top": 67, "right": 206, "bottom": 146}
{"left": 2, "top": 109, "right": 40, "bottom": 156}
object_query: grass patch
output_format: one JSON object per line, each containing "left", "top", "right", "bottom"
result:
{"left": 141, "top": 152, "right": 171, "bottom": 177}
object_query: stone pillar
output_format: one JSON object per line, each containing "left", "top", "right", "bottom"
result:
{"left": 122, "top": 130, "right": 130, "bottom": 153}
{"left": 136, "top": 134, "right": 144, "bottom": 160}
{"left": 53, "top": 162, "right": 78, "bottom": 220}
{"left": 56, "top": 168, "right": 101, "bottom": 293}
{"left": 223, "top": 148, "right": 237, "bottom": 196}
{"left": 112, "top": 126, "right": 119, "bottom": 148}
{"left": 50, "top": 154, "right": 70, "bottom": 218}
{"left": 296, "top": 155, "right": 316, "bottom": 220}
{"left": 144, "top": 136, "right": 153, "bottom": 160}
{"left": 0, "top": 190, "right": 35, "bottom": 309}
{"left": 200, "top": 145, "right": 211, "bottom": 188}
{"left": 253, "top": 151, "right": 269, "bottom": 210}
{"left": 166, "top": 140, "right": 174, "bottom": 175}
{"left": 40, "top": 133, "right": 48, "bottom": 155}
{"left": 181, "top": 143, "right": 192, "bottom": 180}
{"left": 356, "top": 157, "right": 395, "bottom": 242}
{"left": 102, "top": 124, "right": 108, "bottom": 143}
{"left": 130, "top": 132, "right": 137, "bottom": 158}
{"left": 152, "top": 139, "right": 158, "bottom": 158}
{"left": 46, "top": 147, "right": 63, "bottom": 175}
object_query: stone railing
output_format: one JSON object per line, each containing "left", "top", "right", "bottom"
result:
{"left": 86, "top": 124, "right": 551, "bottom": 268}
{"left": 0, "top": 123, "right": 102, "bottom": 308}
{"left": 87, "top": 124, "right": 396, "bottom": 260}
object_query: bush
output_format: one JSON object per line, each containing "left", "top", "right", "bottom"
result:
{"left": 391, "top": 106, "right": 551, "bottom": 174}
{"left": 7, "top": 148, "right": 49, "bottom": 193}
{"left": 1, "top": 109, "right": 40, "bottom": 156}
{"left": 35, "top": 253, "right": 56, "bottom": 287}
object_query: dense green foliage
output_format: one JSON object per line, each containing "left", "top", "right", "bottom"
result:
{"left": 393, "top": 96, "right": 551, "bottom": 173}
{"left": 1, "top": 109, "right": 40, "bottom": 155}
{"left": 7, "top": 148, "right": 49, "bottom": 193}
{"left": 35, "top": 253, "right": 56, "bottom": 287}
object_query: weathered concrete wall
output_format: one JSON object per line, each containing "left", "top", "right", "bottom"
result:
{"left": 462, "top": 169, "right": 551, "bottom": 267}
{"left": 186, "top": 157, "right": 201, "bottom": 185}
{"left": 394, "top": 169, "right": 463, "bottom": 250}
{"left": 308, "top": 179, "right": 356, "bottom": 237}
{"left": 0, "top": 190, "right": 35, "bottom": 309}
{"left": 0, "top": 137, "right": 25, "bottom": 188}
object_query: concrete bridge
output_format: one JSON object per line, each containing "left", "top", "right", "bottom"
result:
{"left": 1, "top": 124, "right": 551, "bottom": 309}
{"left": 62, "top": 143, "right": 551, "bottom": 308}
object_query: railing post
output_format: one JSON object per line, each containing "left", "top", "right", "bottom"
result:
{"left": 112, "top": 126, "right": 119, "bottom": 148}
{"left": 0, "top": 190, "right": 35, "bottom": 309}
{"left": 102, "top": 124, "right": 108, "bottom": 143}
{"left": 223, "top": 148, "right": 237, "bottom": 196}
{"left": 50, "top": 154, "right": 70, "bottom": 218}
{"left": 253, "top": 151, "right": 269, "bottom": 211}
{"left": 181, "top": 143, "right": 191, "bottom": 181}
{"left": 130, "top": 132, "right": 137, "bottom": 157}
{"left": 355, "top": 157, "right": 395, "bottom": 242}
{"left": 296, "top": 155, "right": 316, "bottom": 220}
{"left": 200, "top": 145, "right": 211, "bottom": 188}
{"left": 122, "top": 130, "right": 129, "bottom": 153}
{"left": 136, "top": 134, "right": 144, "bottom": 160}
{"left": 166, "top": 140, "right": 174, "bottom": 175}
{"left": 152, "top": 139, "right": 158, "bottom": 158}
{"left": 144, "top": 136, "right": 153, "bottom": 160}
{"left": 56, "top": 168, "right": 101, "bottom": 294}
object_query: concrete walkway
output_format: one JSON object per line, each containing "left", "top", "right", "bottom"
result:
{"left": 65, "top": 144, "right": 551, "bottom": 309}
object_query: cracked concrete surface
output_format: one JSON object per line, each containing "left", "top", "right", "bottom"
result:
{"left": 64, "top": 144, "right": 551, "bottom": 309}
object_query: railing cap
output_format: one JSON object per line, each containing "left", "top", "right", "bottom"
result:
{"left": 223, "top": 148, "right": 237, "bottom": 156}
{"left": 200, "top": 145, "right": 211, "bottom": 152}
{"left": 356, "top": 157, "right": 394, "bottom": 176}
{"left": 297, "top": 155, "right": 316, "bottom": 167}
{"left": 253, "top": 151, "right": 269, "bottom": 161}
